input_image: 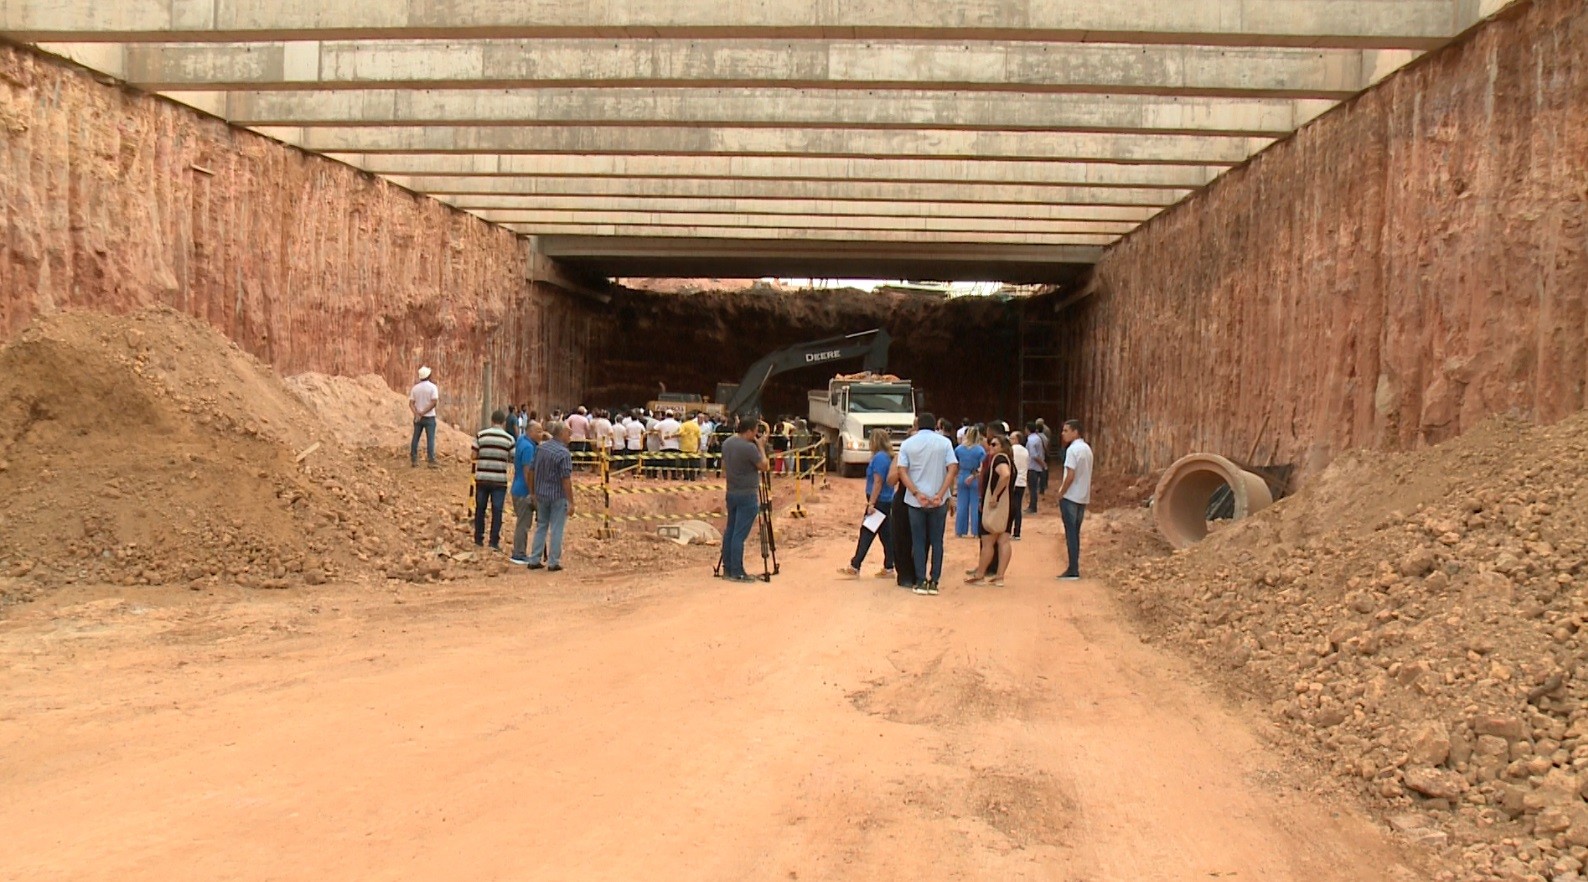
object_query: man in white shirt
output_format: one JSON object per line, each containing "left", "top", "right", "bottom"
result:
{"left": 655, "top": 410, "right": 683, "bottom": 480}
{"left": 624, "top": 414, "right": 644, "bottom": 451}
{"left": 590, "top": 410, "right": 613, "bottom": 457}
{"left": 408, "top": 365, "right": 440, "bottom": 468}
{"left": 893, "top": 412, "right": 957, "bottom": 595}
{"left": 608, "top": 413, "right": 627, "bottom": 457}
{"left": 1010, "top": 431, "right": 1030, "bottom": 541}
{"left": 1056, "top": 419, "right": 1094, "bottom": 581}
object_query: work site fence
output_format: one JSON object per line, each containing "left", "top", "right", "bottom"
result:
{"left": 568, "top": 442, "right": 828, "bottom": 537}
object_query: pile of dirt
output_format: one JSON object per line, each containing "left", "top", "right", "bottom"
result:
{"left": 0, "top": 309, "right": 732, "bottom": 606}
{"left": 1099, "top": 414, "right": 1588, "bottom": 881}
{"left": 286, "top": 371, "right": 473, "bottom": 460}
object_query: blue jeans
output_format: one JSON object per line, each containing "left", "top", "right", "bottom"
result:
{"left": 530, "top": 497, "right": 570, "bottom": 568}
{"left": 907, "top": 502, "right": 948, "bottom": 585}
{"left": 1060, "top": 498, "right": 1087, "bottom": 577}
{"left": 411, "top": 416, "right": 436, "bottom": 463}
{"left": 850, "top": 507, "right": 894, "bottom": 571}
{"left": 473, "top": 483, "right": 506, "bottom": 547}
{"left": 722, "top": 491, "right": 760, "bottom": 578}
{"left": 1027, "top": 470, "right": 1048, "bottom": 511}
{"left": 954, "top": 480, "right": 980, "bottom": 537}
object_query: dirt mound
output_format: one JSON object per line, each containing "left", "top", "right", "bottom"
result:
{"left": 286, "top": 372, "right": 473, "bottom": 459}
{"left": 0, "top": 308, "right": 821, "bottom": 607}
{"left": 0, "top": 309, "right": 434, "bottom": 595}
{"left": 1100, "top": 413, "right": 1588, "bottom": 879}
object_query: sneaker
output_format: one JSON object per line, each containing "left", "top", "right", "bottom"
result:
{"left": 1057, "top": 574, "right": 1080, "bottom": 581}
{"left": 509, "top": 555, "right": 531, "bottom": 566}
{"left": 836, "top": 566, "right": 860, "bottom": 577}
{"left": 526, "top": 563, "right": 545, "bottom": 570}
{"left": 925, "top": 581, "right": 940, "bottom": 595}
{"left": 547, "top": 564, "right": 563, "bottom": 572}
{"left": 1012, "top": 536, "right": 1022, "bottom": 542}
{"left": 874, "top": 569, "right": 895, "bottom": 579}
{"left": 728, "top": 574, "right": 758, "bottom": 584}
{"left": 911, "top": 584, "right": 931, "bottom": 595}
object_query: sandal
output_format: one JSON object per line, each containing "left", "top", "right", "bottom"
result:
{"left": 836, "top": 566, "right": 860, "bottom": 577}
{"left": 989, "top": 577, "right": 1005, "bottom": 587}
{"left": 964, "top": 574, "right": 986, "bottom": 585}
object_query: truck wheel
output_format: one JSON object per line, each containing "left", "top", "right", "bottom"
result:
{"left": 840, "top": 461, "right": 866, "bottom": 479}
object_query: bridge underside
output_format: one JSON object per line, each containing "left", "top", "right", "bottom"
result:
{"left": 3, "top": 0, "right": 1519, "bottom": 281}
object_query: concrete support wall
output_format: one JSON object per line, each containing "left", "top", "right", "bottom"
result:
{"left": 1035, "top": 0, "right": 1587, "bottom": 480}
{"left": 0, "top": 42, "right": 590, "bottom": 426}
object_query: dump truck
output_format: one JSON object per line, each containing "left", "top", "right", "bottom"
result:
{"left": 808, "top": 372, "right": 917, "bottom": 477}
{"left": 719, "top": 329, "right": 916, "bottom": 476}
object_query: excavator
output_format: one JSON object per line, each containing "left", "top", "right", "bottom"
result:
{"left": 717, "top": 329, "right": 918, "bottom": 476}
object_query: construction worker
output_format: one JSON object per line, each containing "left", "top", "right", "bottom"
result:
{"left": 408, "top": 366, "right": 439, "bottom": 467}
{"left": 678, "top": 411, "right": 703, "bottom": 481}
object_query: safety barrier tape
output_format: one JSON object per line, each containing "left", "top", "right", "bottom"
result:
{"left": 607, "top": 483, "right": 726, "bottom": 495}
{"left": 571, "top": 511, "right": 724, "bottom": 522}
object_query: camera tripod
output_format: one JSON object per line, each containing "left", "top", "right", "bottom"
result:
{"left": 714, "top": 469, "right": 780, "bottom": 582}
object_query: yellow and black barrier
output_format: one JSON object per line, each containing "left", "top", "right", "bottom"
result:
{"left": 571, "top": 510, "right": 725, "bottom": 523}
{"left": 560, "top": 442, "right": 829, "bottom": 537}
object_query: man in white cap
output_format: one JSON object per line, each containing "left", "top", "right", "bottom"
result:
{"left": 409, "top": 366, "right": 440, "bottom": 467}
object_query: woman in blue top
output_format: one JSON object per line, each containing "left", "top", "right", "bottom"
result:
{"left": 837, "top": 429, "right": 897, "bottom": 579}
{"left": 953, "top": 426, "right": 987, "bottom": 538}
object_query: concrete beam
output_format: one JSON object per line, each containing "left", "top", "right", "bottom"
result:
{"left": 3, "top": 1, "right": 1511, "bottom": 50}
{"left": 119, "top": 39, "right": 1399, "bottom": 98}
{"left": 530, "top": 236, "right": 1103, "bottom": 283}
{"left": 475, "top": 209, "right": 1134, "bottom": 236}
{"left": 325, "top": 153, "right": 1225, "bottom": 189}
{"left": 446, "top": 196, "right": 1159, "bottom": 224}
{"left": 208, "top": 88, "right": 1330, "bottom": 136}
{"left": 289, "top": 127, "right": 1271, "bottom": 165}
{"left": 514, "top": 226, "right": 1119, "bottom": 246}
{"left": 407, "top": 176, "right": 1188, "bottom": 207}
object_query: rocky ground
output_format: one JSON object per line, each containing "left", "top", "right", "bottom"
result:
{"left": 1097, "top": 414, "right": 1588, "bottom": 882}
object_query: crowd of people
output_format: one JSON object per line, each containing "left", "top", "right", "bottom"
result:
{"left": 832, "top": 414, "right": 1092, "bottom": 594}
{"left": 410, "top": 365, "right": 1094, "bottom": 587}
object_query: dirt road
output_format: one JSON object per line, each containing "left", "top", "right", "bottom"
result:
{"left": 0, "top": 486, "right": 1422, "bottom": 881}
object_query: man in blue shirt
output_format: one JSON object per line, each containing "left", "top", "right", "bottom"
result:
{"left": 1025, "top": 422, "right": 1048, "bottom": 513}
{"left": 528, "top": 421, "right": 575, "bottom": 571}
{"left": 509, "top": 420, "right": 540, "bottom": 565}
{"left": 893, "top": 412, "right": 958, "bottom": 595}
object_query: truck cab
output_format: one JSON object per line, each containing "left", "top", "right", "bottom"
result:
{"left": 809, "top": 377, "right": 917, "bottom": 476}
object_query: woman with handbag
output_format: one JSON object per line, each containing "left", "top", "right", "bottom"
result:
{"left": 965, "top": 434, "right": 1014, "bottom": 586}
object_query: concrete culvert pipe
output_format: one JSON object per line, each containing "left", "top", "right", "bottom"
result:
{"left": 1153, "top": 453, "right": 1274, "bottom": 549}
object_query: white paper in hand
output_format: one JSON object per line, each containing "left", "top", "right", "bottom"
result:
{"left": 862, "top": 509, "right": 887, "bottom": 533}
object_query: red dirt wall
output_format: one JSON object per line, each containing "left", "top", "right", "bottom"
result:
{"left": 0, "top": 42, "right": 592, "bottom": 426}
{"left": 1036, "top": 0, "right": 1588, "bottom": 480}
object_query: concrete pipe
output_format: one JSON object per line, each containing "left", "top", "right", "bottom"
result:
{"left": 1152, "top": 453, "right": 1274, "bottom": 549}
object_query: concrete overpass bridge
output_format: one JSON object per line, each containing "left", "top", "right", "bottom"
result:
{"left": 3, "top": 0, "right": 1517, "bottom": 282}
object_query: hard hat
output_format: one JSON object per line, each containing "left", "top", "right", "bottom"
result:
{"left": 417, "top": 366, "right": 432, "bottom": 380}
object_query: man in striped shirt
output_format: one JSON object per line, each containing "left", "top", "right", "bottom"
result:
{"left": 472, "top": 410, "right": 517, "bottom": 550}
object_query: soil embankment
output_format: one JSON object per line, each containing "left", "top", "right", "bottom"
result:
{"left": 1097, "top": 414, "right": 1588, "bottom": 880}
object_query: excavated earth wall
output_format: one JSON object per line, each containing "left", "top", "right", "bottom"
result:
{"left": 1035, "top": 0, "right": 1588, "bottom": 482}
{"left": 0, "top": 42, "right": 594, "bottom": 425}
